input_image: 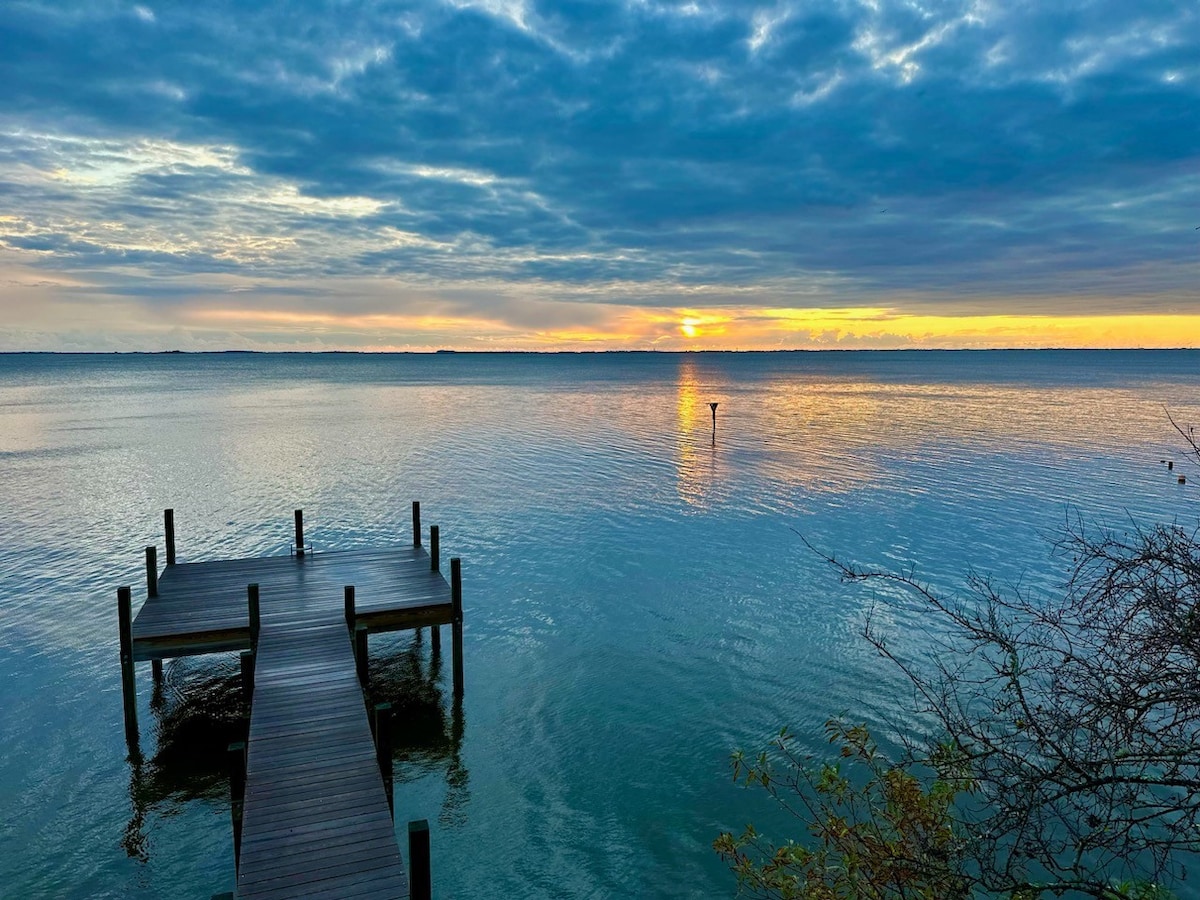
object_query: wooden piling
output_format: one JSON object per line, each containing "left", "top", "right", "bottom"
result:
{"left": 247, "top": 583, "right": 260, "bottom": 651}
{"left": 240, "top": 650, "right": 254, "bottom": 703}
{"left": 412, "top": 501, "right": 421, "bottom": 547}
{"left": 355, "top": 625, "right": 369, "bottom": 687}
{"left": 430, "top": 525, "right": 442, "bottom": 651}
{"left": 144, "top": 546, "right": 158, "bottom": 598}
{"left": 117, "top": 586, "right": 138, "bottom": 748}
{"left": 451, "top": 557, "right": 464, "bottom": 698}
{"left": 408, "top": 820, "right": 432, "bottom": 900}
{"left": 228, "top": 741, "right": 246, "bottom": 871}
{"left": 374, "top": 703, "right": 393, "bottom": 819}
{"left": 294, "top": 508, "right": 304, "bottom": 556}
{"left": 164, "top": 509, "right": 176, "bottom": 565}
{"left": 344, "top": 585, "right": 356, "bottom": 633}
{"left": 151, "top": 658, "right": 163, "bottom": 682}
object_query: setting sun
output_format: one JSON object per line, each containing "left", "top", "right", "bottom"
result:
{"left": 680, "top": 318, "right": 700, "bottom": 338}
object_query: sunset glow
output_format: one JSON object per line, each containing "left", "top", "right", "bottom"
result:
{"left": 0, "top": 2, "right": 1196, "bottom": 351}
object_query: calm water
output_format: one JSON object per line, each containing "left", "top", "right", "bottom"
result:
{"left": 1, "top": 350, "right": 1197, "bottom": 898}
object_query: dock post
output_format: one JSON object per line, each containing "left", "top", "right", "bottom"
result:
{"left": 294, "top": 509, "right": 304, "bottom": 556}
{"left": 144, "top": 546, "right": 158, "bottom": 598}
{"left": 344, "top": 585, "right": 356, "bottom": 633}
{"left": 451, "top": 557, "right": 464, "bottom": 699}
{"left": 374, "top": 703, "right": 394, "bottom": 819}
{"left": 430, "top": 526, "right": 441, "bottom": 653}
{"left": 151, "top": 658, "right": 163, "bottom": 682}
{"left": 117, "top": 586, "right": 139, "bottom": 749}
{"left": 228, "top": 741, "right": 246, "bottom": 872}
{"left": 408, "top": 820, "right": 432, "bottom": 900}
{"left": 355, "top": 625, "right": 369, "bottom": 687}
{"left": 240, "top": 650, "right": 255, "bottom": 703}
{"left": 412, "top": 501, "right": 421, "bottom": 546}
{"left": 247, "top": 584, "right": 260, "bottom": 652}
{"left": 164, "top": 509, "right": 176, "bottom": 565}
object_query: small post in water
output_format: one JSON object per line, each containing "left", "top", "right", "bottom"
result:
{"left": 412, "top": 501, "right": 421, "bottom": 547}
{"left": 228, "top": 741, "right": 246, "bottom": 872}
{"left": 451, "top": 557, "right": 464, "bottom": 699}
{"left": 408, "top": 819, "right": 432, "bottom": 900}
{"left": 117, "top": 586, "right": 139, "bottom": 749}
{"left": 151, "top": 658, "right": 163, "bottom": 682}
{"left": 294, "top": 509, "right": 305, "bottom": 556}
{"left": 247, "top": 583, "right": 260, "bottom": 652}
{"left": 709, "top": 401, "right": 719, "bottom": 445}
{"left": 144, "top": 546, "right": 158, "bottom": 598}
{"left": 164, "top": 508, "right": 176, "bottom": 565}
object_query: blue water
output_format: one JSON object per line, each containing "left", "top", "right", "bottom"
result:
{"left": 0, "top": 350, "right": 1197, "bottom": 898}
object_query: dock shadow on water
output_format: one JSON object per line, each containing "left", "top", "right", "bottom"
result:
{"left": 366, "top": 629, "right": 469, "bottom": 828}
{"left": 122, "top": 632, "right": 468, "bottom": 862}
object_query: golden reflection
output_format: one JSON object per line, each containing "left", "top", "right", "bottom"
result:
{"left": 674, "top": 356, "right": 713, "bottom": 506}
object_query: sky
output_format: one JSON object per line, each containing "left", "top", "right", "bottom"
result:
{"left": 1, "top": 0, "right": 1197, "bottom": 352}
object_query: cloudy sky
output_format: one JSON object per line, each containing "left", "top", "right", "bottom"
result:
{"left": 1, "top": 0, "right": 1197, "bottom": 351}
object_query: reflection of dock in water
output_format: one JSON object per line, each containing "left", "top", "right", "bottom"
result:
{"left": 115, "top": 506, "right": 465, "bottom": 899}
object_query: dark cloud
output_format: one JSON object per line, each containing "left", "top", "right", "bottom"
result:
{"left": 0, "top": 0, "right": 1197, "bottom": 328}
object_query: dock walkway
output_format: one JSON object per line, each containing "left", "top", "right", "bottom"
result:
{"left": 115, "top": 508, "right": 460, "bottom": 900}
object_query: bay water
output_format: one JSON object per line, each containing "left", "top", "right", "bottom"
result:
{"left": 1, "top": 349, "right": 1197, "bottom": 898}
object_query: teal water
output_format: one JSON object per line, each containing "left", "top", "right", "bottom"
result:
{"left": 0, "top": 350, "right": 1197, "bottom": 898}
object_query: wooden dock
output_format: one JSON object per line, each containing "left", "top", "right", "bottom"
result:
{"left": 116, "top": 506, "right": 458, "bottom": 899}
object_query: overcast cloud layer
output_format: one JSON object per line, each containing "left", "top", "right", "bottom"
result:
{"left": 1, "top": 0, "right": 1198, "bottom": 349}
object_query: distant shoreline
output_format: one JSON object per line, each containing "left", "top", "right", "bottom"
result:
{"left": 1, "top": 347, "right": 1198, "bottom": 356}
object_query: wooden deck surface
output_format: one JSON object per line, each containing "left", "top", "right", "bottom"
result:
{"left": 131, "top": 546, "right": 453, "bottom": 661}
{"left": 236, "top": 617, "right": 408, "bottom": 899}
{"left": 126, "top": 543, "right": 454, "bottom": 899}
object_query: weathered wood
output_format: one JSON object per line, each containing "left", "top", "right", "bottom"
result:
{"left": 229, "top": 741, "right": 247, "bottom": 871}
{"left": 237, "top": 618, "right": 407, "bottom": 898}
{"left": 451, "top": 558, "right": 463, "bottom": 699}
{"left": 117, "top": 586, "right": 138, "bottom": 748}
{"left": 118, "top": 512, "right": 463, "bottom": 899}
{"left": 247, "top": 583, "right": 260, "bottom": 651}
{"left": 430, "top": 528, "right": 441, "bottom": 655}
{"left": 355, "top": 625, "right": 369, "bottom": 687}
{"left": 294, "top": 509, "right": 304, "bottom": 556}
{"left": 374, "top": 703, "right": 394, "bottom": 820}
{"left": 145, "top": 546, "right": 158, "bottom": 598}
{"left": 241, "top": 650, "right": 255, "bottom": 703}
{"left": 164, "top": 508, "right": 176, "bottom": 565}
{"left": 412, "top": 501, "right": 421, "bottom": 547}
{"left": 408, "top": 820, "right": 431, "bottom": 900}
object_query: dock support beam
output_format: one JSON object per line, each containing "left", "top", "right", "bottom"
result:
{"left": 344, "top": 585, "right": 356, "bottom": 633}
{"left": 429, "top": 526, "right": 441, "bottom": 653}
{"left": 412, "top": 501, "right": 421, "bottom": 546}
{"left": 144, "top": 546, "right": 158, "bottom": 598}
{"left": 451, "top": 557, "right": 464, "bottom": 699}
{"left": 374, "top": 703, "right": 393, "bottom": 820}
{"left": 164, "top": 508, "right": 176, "bottom": 566}
{"left": 240, "top": 650, "right": 255, "bottom": 703}
{"left": 117, "top": 586, "right": 139, "bottom": 750}
{"left": 355, "top": 625, "right": 369, "bottom": 687}
{"left": 247, "top": 583, "right": 260, "bottom": 652}
{"left": 408, "top": 820, "right": 432, "bottom": 900}
{"left": 228, "top": 741, "right": 246, "bottom": 872}
{"left": 294, "top": 509, "right": 305, "bottom": 556}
